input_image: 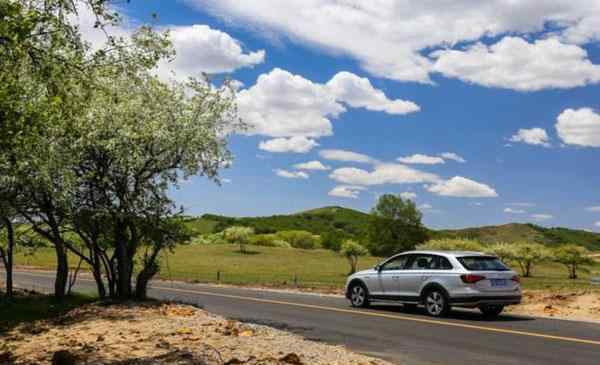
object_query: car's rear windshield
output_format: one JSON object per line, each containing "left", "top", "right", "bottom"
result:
{"left": 457, "top": 256, "right": 509, "bottom": 271}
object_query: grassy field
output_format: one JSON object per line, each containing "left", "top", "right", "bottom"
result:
{"left": 14, "top": 244, "right": 600, "bottom": 291}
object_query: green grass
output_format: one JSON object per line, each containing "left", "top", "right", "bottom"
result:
{"left": 14, "top": 244, "right": 600, "bottom": 291}
{"left": 0, "top": 290, "right": 95, "bottom": 334}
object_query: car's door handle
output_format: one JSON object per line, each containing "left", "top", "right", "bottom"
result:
{"left": 421, "top": 275, "right": 430, "bottom": 280}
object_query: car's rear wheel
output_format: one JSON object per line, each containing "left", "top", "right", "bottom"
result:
{"left": 424, "top": 289, "right": 450, "bottom": 317}
{"left": 349, "top": 282, "right": 370, "bottom": 308}
{"left": 479, "top": 305, "right": 504, "bottom": 318}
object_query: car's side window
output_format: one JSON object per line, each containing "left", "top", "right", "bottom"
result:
{"left": 428, "top": 255, "right": 453, "bottom": 270}
{"left": 380, "top": 255, "right": 410, "bottom": 271}
{"left": 406, "top": 254, "right": 434, "bottom": 270}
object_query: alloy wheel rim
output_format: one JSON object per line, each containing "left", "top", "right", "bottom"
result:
{"left": 426, "top": 291, "right": 444, "bottom": 315}
{"left": 351, "top": 286, "right": 365, "bottom": 306}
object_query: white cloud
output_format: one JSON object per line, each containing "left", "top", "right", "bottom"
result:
{"left": 595, "top": 221, "right": 600, "bottom": 227}
{"left": 328, "top": 185, "right": 366, "bottom": 199}
{"left": 194, "top": 1, "right": 600, "bottom": 85}
{"left": 556, "top": 108, "right": 600, "bottom": 147}
{"left": 432, "top": 37, "right": 600, "bottom": 91}
{"left": 531, "top": 213, "right": 553, "bottom": 221}
{"left": 326, "top": 72, "right": 420, "bottom": 114}
{"left": 427, "top": 176, "right": 498, "bottom": 198}
{"left": 504, "top": 207, "right": 526, "bottom": 214}
{"left": 157, "top": 25, "right": 265, "bottom": 82}
{"left": 238, "top": 68, "right": 342, "bottom": 138}
{"left": 319, "top": 149, "right": 375, "bottom": 164}
{"left": 509, "top": 128, "right": 551, "bottom": 147}
{"left": 72, "top": 5, "right": 265, "bottom": 83}
{"left": 440, "top": 152, "right": 466, "bottom": 163}
{"left": 258, "top": 136, "right": 318, "bottom": 153}
{"left": 397, "top": 154, "right": 445, "bottom": 165}
{"left": 586, "top": 206, "right": 600, "bottom": 212}
{"left": 400, "top": 192, "right": 417, "bottom": 201}
{"left": 221, "top": 178, "right": 232, "bottom": 184}
{"left": 329, "top": 164, "right": 440, "bottom": 186}
{"left": 274, "top": 169, "right": 309, "bottom": 179}
{"left": 293, "top": 160, "right": 330, "bottom": 171}
{"left": 419, "top": 203, "right": 433, "bottom": 210}
{"left": 238, "top": 68, "right": 418, "bottom": 139}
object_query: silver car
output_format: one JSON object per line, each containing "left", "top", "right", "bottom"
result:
{"left": 345, "top": 250, "right": 521, "bottom": 317}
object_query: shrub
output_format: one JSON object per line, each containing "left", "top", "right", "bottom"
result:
{"left": 321, "top": 231, "right": 346, "bottom": 252}
{"left": 276, "top": 230, "right": 319, "bottom": 249}
{"left": 341, "top": 240, "right": 368, "bottom": 274}
{"left": 488, "top": 242, "right": 514, "bottom": 263}
{"left": 271, "top": 239, "right": 292, "bottom": 248}
{"left": 553, "top": 244, "right": 594, "bottom": 279}
{"left": 194, "top": 232, "right": 227, "bottom": 245}
{"left": 223, "top": 226, "right": 255, "bottom": 253}
{"left": 416, "top": 238, "right": 484, "bottom": 252}
{"left": 509, "top": 242, "right": 549, "bottom": 277}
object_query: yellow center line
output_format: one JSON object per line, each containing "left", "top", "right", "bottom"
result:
{"left": 14, "top": 270, "right": 600, "bottom": 346}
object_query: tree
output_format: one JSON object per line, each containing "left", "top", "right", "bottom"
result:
{"left": 341, "top": 240, "right": 368, "bottom": 274}
{"left": 417, "top": 238, "right": 484, "bottom": 252}
{"left": 276, "top": 230, "right": 320, "bottom": 249}
{"left": 553, "top": 245, "right": 594, "bottom": 279}
{"left": 510, "top": 242, "right": 549, "bottom": 277}
{"left": 367, "top": 194, "right": 428, "bottom": 256}
{"left": 488, "top": 242, "right": 514, "bottom": 263}
{"left": 224, "top": 226, "right": 255, "bottom": 253}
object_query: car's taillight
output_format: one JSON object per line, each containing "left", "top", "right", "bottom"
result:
{"left": 460, "top": 274, "right": 486, "bottom": 283}
{"left": 511, "top": 275, "right": 520, "bottom": 283}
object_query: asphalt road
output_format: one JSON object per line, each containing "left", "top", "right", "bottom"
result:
{"left": 9, "top": 270, "right": 600, "bottom": 365}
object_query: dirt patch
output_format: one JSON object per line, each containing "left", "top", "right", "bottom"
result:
{"left": 507, "top": 290, "right": 600, "bottom": 322}
{"left": 2, "top": 301, "right": 394, "bottom": 365}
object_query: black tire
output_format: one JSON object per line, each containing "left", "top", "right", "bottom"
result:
{"left": 423, "top": 289, "right": 450, "bottom": 317}
{"left": 348, "top": 282, "right": 370, "bottom": 308}
{"left": 479, "top": 305, "right": 504, "bottom": 318}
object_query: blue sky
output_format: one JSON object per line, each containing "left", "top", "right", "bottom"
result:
{"left": 86, "top": 1, "right": 600, "bottom": 230}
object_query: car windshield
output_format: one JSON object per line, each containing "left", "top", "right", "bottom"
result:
{"left": 458, "top": 256, "right": 509, "bottom": 271}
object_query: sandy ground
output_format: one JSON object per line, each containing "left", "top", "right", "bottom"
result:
{"left": 506, "top": 290, "right": 600, "bottom": 322}
{"left": 2, "top": 301, "right": 394, "bottom": 365}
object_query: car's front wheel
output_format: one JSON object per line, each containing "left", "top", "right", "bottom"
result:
{"left": 479, "top": 305, "right": 504, "bottom": 318}
{"left": 349, "top": 282, "right": 370, "bottom": 308}
{"left": 424, "top": 289, "right": 450, "bottom": 317}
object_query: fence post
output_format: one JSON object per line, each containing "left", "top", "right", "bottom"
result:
{"left": 217, "top": 270, "right": 221, "bottom": 283}
{"left": 293, "top": 273, "right": 298, "bottom": 287}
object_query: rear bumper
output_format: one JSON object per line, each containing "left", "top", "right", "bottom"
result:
{"left": 449, "top": 295, "right": 522, "bottom": 307}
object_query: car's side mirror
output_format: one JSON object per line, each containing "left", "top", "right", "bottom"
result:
{"left": 374, "top": 264, "right": 382, "bottom": 272}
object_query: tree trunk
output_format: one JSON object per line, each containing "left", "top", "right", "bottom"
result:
{"left": 91, "top": 252, "right": 106, "bottom": 298}
{"left": 135, "top": 249, "right": 160, "bottom": 300}
{"left": 115, "top": 221, "right": 131, "bottom": 299}
{"left": 2, "top": 217, "right": 15, "bottom": 297}
{"left": 54, "top": 242, "right": 68, "bottom": 299}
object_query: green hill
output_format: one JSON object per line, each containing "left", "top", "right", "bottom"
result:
{"left": 183, "top": 206, "right": 600, "bottom": 251}
{"left": 198, "top": 206, "right": 370, "bottom": 237}
{"left": 432, "top": 223, "right": 600, "bottom": 250}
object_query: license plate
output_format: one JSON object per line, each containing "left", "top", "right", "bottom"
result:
{"left": 490, "top": 279, "right": 507, "bottom": 287}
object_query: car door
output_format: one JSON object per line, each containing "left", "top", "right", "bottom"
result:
{"left": 377, "top": 254, "right": 411, "bottom": 298}
{"left": 403, "top": 254, "right": 436, "bottom": 298}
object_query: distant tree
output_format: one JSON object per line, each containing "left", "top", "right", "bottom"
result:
{"left": 417, "top": 238, "right": 484, "bottom": 252}
{"left": 224, "top": 226, "right": 255, "bottom": 253}
{"left": 510, "top": 243, "right": 549, "bottom": 277}
{"left": 341, "top": 240, "right": 368, "bottom": 275}
{"left": 488, "top": 242, "right": 515, "bottom": 263}
{"left": 553, "top": 245, "right": 594, "bottom": 279}
{"left": 321, "top": 231, "right": 347, "bottom": 252}
{"left": 367, "top": 194, "right": 428, "bottom": 256}
{"left": 276, "top": 230, "right": 319, "bottom": 249}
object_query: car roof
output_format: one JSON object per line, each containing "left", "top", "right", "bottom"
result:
{"left": 395, "top": 250, "right": 490, "bottom": 258}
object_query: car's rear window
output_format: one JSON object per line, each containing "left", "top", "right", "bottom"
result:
{"left": 457, "top": 256, "right": 509, "bottom": 271}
